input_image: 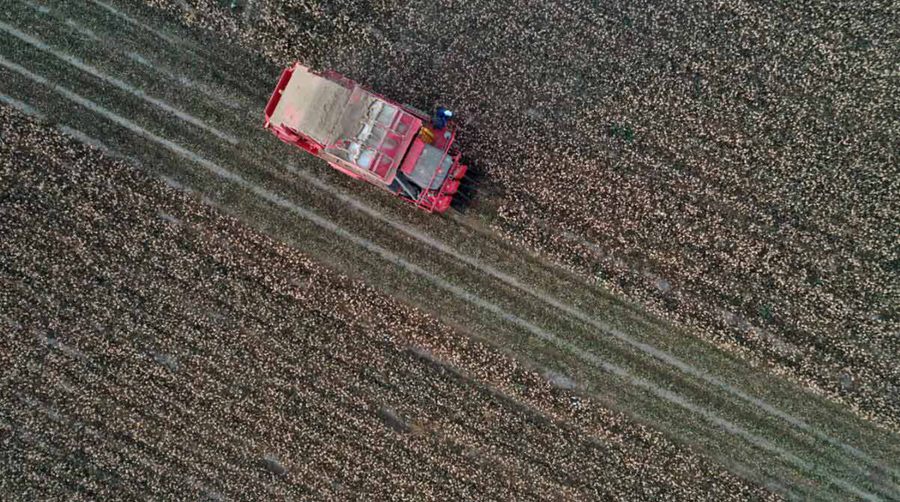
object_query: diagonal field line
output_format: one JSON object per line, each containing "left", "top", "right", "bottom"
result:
{"left": 85, "top": 0, "right": 270, "bottom": 90}
{"left": 22, "top": 0, "right": 254, "bottom": 116}
{"left": 0, "top": 19, "right": 239, "bottom": 145}
{"left": 4, "top": 5, "right": 898, "bottom": 491}
{"left": 23, "top": 0, "right": 256, "bottom": 115}
{"left": 88, "top": 0, "right": 183, "bottom": 49}
{"left": 0, "top": 92, "right": 45, "bottom": 119}
{"left": 0, "top": 56, "right": 883, "bottom": 502}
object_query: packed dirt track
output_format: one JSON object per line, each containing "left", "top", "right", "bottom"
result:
{"left": 1, "top": 0, "right": 898, "bottom": 500}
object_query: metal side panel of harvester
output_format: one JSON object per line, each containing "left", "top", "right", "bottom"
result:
{"left": 264, "top": 63, "right": 467, "bottom": 213}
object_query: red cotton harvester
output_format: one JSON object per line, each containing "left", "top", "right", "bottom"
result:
{"left": 264, "top": 63, "right": 468, "bottom": 213}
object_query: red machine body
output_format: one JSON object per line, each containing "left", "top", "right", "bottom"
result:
{"left": 264, "top": 63, "right": 467, "bottom": 213}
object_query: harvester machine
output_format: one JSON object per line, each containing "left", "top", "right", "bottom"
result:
{"left": 264, "top": 63, "right": 468, "bottom": 213}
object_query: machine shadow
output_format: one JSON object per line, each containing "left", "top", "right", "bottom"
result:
{"left": 449, "top": 160, "right": 490, "bottom": 214}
